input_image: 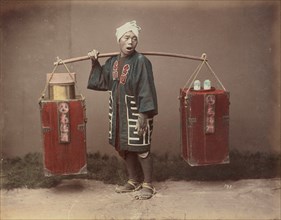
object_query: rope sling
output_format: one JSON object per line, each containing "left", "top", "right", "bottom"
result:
{"left": 182, "top": 53, "right": 227, "bottom": 94}
{"left": 39, "top": 57, "right": 85, "bottom": 102}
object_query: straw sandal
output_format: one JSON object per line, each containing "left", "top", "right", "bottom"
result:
{"left": 115, "top": 179, "right": 142, "bottom": 193}
{"left": 135, "top": 183, "right": 156, "bottom": 200}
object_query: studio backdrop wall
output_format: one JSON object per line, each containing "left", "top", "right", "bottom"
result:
{"left": 1, "top": 1, "right": 280, "bottom": 158}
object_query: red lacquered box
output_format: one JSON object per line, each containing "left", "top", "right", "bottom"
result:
{"left": 179, "top": 88, "right": 230, "bottom": 166}
{"left": 39, "top": 96, "right": 87, "bottom": 176}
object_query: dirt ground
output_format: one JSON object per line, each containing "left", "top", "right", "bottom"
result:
{"left": 1, "top": 178, "right": 280, "bottom": 220}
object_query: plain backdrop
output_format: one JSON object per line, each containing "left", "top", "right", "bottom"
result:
{"left": 1, "top": 0, "right": 280, "bottom": 157}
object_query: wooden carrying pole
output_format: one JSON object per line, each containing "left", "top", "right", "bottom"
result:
{"left": 54, "top": 52, "right": 207, "bottom": 66}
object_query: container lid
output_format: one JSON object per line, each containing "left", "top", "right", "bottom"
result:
{"left": 47, "top": 73, "right": 76, "bottom": 84}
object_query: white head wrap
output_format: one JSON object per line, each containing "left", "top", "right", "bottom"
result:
{"left": 115, "top": 20, "right": 141, "bottom": 42}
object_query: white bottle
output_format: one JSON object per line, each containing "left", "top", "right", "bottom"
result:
{"left": 204, "top": 79, "right": 211, "bottom": 90}
{"left": 194, "top": 80, "right": 201, "bottom": 90}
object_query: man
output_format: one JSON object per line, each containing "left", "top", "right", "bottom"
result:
{"left": 87, "top": 20, "right": 158, "bottom": 200}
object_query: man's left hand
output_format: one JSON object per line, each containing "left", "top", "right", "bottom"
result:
{"left": 136, "top": 113, "right": 148, "bottom": 136}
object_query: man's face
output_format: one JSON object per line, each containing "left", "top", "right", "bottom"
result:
{"left": 119, "top": 31, "right": 138, "bottom": 57}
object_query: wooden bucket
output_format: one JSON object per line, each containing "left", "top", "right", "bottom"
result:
{"left": 47, "top": 73, "right": 76, "bottom": 100}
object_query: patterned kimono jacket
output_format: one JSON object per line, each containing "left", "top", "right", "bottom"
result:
{"left": 87, "top": 51, "right": 158, "bottom": 153}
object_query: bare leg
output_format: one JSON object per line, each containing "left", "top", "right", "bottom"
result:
{"left": 138, "top": 153, "right": 153, "bottom": 183}
{"left": 135, "top": 152, "right": 156, "bottom": 200}
{"left": 125, "top": 152, "right": 143, "bottom": 182}
{"left": 115, "top": 152, "right": 143, "bottom": 193}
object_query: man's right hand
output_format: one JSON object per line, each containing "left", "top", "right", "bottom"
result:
{"left": 88, "top": 49, "right": 99, "bottom": 61}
